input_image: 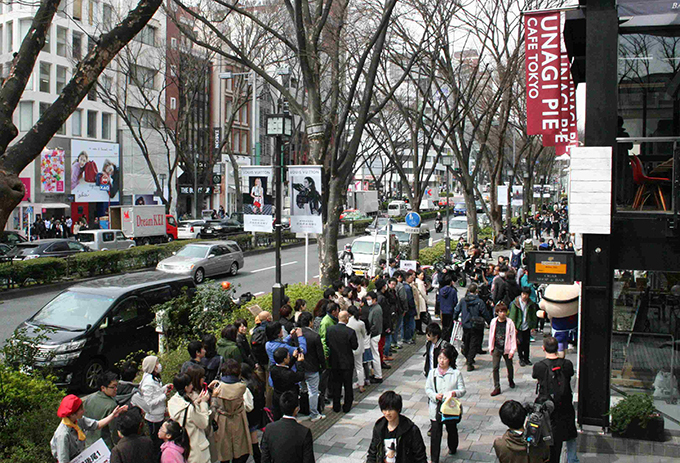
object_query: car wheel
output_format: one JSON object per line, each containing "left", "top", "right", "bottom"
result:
{"left": 166, "top": 234, "right": 174, "bottom": 242}
{"left": 83, "top": 358, "right": 105, "bottom": 392}
{"left": 142, "top": 237, "right": 151, "bottom": 246}
{"left": 230, "top": 262, "right": 239, "bottom": 275}
{"left": 194, "top": 267, "right": 205, "bottom": 284}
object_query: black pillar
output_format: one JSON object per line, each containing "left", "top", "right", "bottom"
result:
{"left": 272, "top": 135, "right": 284, "bottom": 320}
{"left": 578, "top": 0, "right": 617, "bottom": 428}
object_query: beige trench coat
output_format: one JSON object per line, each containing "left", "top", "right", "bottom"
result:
{"left": 209, "top": 381, "right": 253, "bottom": 462}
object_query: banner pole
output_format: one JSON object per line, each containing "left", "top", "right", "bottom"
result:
{"left": 305, "top": 232, "right": 309, "bottom": 283}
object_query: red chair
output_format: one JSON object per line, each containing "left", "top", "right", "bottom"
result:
{"left": 630, "top": 155, "right": 670, "bottom": 211}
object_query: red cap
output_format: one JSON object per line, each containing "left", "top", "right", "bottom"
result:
{"left": 57, "top": 394, "right": 83, "bottom": 418}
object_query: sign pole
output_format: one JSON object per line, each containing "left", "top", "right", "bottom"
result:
{"left": 305, "top": 232, "right": 309, "bottom": 283}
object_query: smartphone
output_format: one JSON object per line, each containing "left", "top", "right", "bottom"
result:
{"left": 166, "top": 384, "right": 174, "bottom": 391}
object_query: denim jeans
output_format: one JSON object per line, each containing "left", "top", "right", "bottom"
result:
{"left": 403, "top": 313, "right": 415, "bottom": 342}
{"left": 566, "top": 438, "right": 579, "bottom": 463}
{"left": 303, "top": 371, "right": 321, "bottom": 418}
{"left": 383, "top": 333, "right": 392, "bottom": 356}
{"left": 394, "top": 313, "right": 404, "bottom": 345}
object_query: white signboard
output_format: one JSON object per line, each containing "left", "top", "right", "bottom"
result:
{"left": 289, "top": 165, "right": 323, "bottom": 234}
{"left": 242, "top": 166, "right": 273, "bottom": 233}
{"left": 511, "top": 185, "right": 524, "bottom": 206}
{"left": 400, "top": 260, "right": 417, "bottom": 271}
{"left": 71, "top": 140, "right": 120, "bottom": 202}
{"left": 497, "top": 185, "right": 509, "bottom": 206}
{"left": 69, "top": 438, "right": 110, "bottom": 463}
{"left": 405, "top": 226, "right": 420, "bottom": 234}
{"left": 569, "top": 146, "right": 612, "bottom": 235}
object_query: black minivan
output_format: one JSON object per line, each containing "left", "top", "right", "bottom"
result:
{"left": 17, "top": 271, "right": 195, "bottom": 392}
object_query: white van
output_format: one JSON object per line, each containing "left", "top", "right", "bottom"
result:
{"left": 350, "top": 235, "right": 400, "bottom": 277}
{"left": 76, "top": 229, "right": 136, "bottom": 251}
{"left": 420, "top": 199, "right": 437, "bottom": 211}
{"left": 387, "top": 200, "right": 408, "bottom": 217}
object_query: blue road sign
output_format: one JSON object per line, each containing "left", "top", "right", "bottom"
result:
{"left": 405, "top": 212, "right": 421, "bottom": 228}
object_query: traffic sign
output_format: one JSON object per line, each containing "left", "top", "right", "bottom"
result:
{"left": 213, "top": 174, "right": 222, "bottom": 184}
{"left": 405, "top": 226, "right": 420, "bottom": 234}
{"left": 405, "top": 212, "right": 421, "bottom": 227}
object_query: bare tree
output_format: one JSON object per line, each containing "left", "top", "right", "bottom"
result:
{"left": 0, "top": 0, "right": 164, "bottom": 231}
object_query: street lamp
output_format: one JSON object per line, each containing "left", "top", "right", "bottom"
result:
{"left": 441, "top": 156, "right": 454, "bottom": 261}
{"left": 266, "top": 113, "right": 293, "bottom": 319}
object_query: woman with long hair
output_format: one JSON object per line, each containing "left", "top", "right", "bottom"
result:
{"left": 414, "top": 270, "right": 429, "bottom": 335}
{"left": 159, "top": 419, "right": 190, "bottom": 463}
{"left": 201, "top": 334, "right": 223, "bottom": 384}
{"left": 167, "top": 372, "right": 211, "bottom": 463}
{"left": 313, "top": 299, "right": 329, "bottom": 332}
{"left": 140, "top": 355, "right": 169, "bottom": 457}
{"left": 241, "top": 363, "right": 265, "bottom": 463}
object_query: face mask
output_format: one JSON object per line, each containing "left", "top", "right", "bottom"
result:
{"left": 156, "top": 363, "right": 163, "bottom": 373}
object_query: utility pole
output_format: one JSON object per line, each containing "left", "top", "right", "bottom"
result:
{"left": 442, "top": 156, "right": 454, "bottom": 260}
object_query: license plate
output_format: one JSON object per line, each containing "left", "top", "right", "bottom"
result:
{"left": 355, "top": 270, "right": 364, "bottom": 275}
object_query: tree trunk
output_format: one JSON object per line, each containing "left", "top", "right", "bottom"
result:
{"left": 462, "top": 183, "right": 478, "bottom": 243}
{"left": 227, "top": 152, "right": 243, "bottom": 212}
{"left": 318, "top": 175, "right": 344, "bottom": 287}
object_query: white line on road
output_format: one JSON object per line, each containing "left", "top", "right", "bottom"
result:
{"left": 250, "top": 261, "right": 299, "bottom": 273}
{"left": 253, "top": 291, "right": 265, "bottom": 296}
{"left": 433, "top": 239, "right": 442, "bottom": 243}
{"left": 313, "top": 275, "right": 320, "bottom": 278}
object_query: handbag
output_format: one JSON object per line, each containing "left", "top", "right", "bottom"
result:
{"left": 471, "top": 316, "right": 486, "bottom": 330}
{"left": 434, "top": 375, "right": 463, "bottom": 423}
{"left": 450, "top": 320, "right": 464, "bottom": 344}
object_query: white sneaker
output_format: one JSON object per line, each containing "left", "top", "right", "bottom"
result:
{"left": 310, "top": 414, "right": 326, "bottom": 422}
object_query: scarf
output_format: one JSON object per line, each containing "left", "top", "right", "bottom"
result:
{"left": 437, "top": 366, "right": 448, "bottom": 377}
{"left": 62, "top": 417, "right": 86, "bottom": 441}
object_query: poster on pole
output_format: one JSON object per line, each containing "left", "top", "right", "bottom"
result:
{"left": 241, "top": 166, "right": 273, "bottom": 232}
{"left": 71, "top": 140, "right": 120, "bottom": 202}
{"left": 289, "top": 165, "right": 323, "bottom": 234}
{"left": 40, "top": 148, "right": 65, "bottom": 193}
{"left": 542, "top": 184, "right": 552, "bottom": 198}
{"left": 497, "top": 185, "right": 509, "bottom": 206}
{"left": 511, "top": 185, "right": 524, "bottom": 206}
{"left": 533, "top": 184, "right": 542, "bottom": 198}
{"left": 69, "top": 438, "right": 110, "bottom": 463}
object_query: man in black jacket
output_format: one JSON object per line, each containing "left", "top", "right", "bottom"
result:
{"left": 110, "top": 407, "right": 155, "bottom": 463}
{"left": 270, "top": 347, "right": 306, "bottom": 421}
{"left": 261, "top": 391, "right": 315, "bottom": 463}
{"left": 298, "top": 312, "right": 326, "bottom": 422}
{"left": 376, "top": 279, "right": 395, "bottom": 364}
{"left": 423, "top": 323, "right": 446, "bottom": 376}
{"left": 453, "top": 284, "right": 491, "bottom": 371}
{"left": 326, "top": 310, "right": 359, "bottom": 413}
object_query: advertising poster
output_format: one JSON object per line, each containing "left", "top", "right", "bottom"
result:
{"left": 289, "top": 165, "right": 323, "bottom": 234}
{"left": 511, "top": 185, "right": 524, "bottom": 206}
{"left": 533, "top": 185, "right": 542, "bottom": 198}
{"left": 497, "top": 185, "right": 509, "bottom": 206}
{"left": 40, "top": 148, "right": 65, "bottom": 193}
{"left": 542, "top": 184, "right": 552, "bottom": 198}
{"left": 242, "top": 166, "right": 273, "bottom": 233}
{"left": 71, "top": 140, "right": 120, "bottom": 202}
{"left": 134, "top": 194, "right": 161, "bottom": 205}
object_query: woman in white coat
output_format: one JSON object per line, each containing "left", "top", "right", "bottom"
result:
{"left": 347, "top": 305, "right": 368, "bottom": 392}
{"left": 167, "top": 371, "right": 211, "bottom": 463}
{"left": 139, "top": 355, "right": 168, "bottom": 456}
{"left": 425, "top": 344, "right": 466, "bottom": 463}
{"left": 414, "top": 269, "right": 429, "bottom": 335}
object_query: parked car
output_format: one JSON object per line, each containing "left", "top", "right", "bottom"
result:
{"left": 438, "top": 197, "right": 456, "bottom": 208}
{"left": 365, "top": 216, "right": 397, "bottom": 235}
{"left": 178, "top": 220, "right": 206, "bottom": 240}
{"left": 76, "top": 229, "right": 135, "bottom": 251}
{"left": 387, "top": 200, "right": 409, "bottom": 217}
{"left": 0, "top": 243, "right": 11, "bottom": 261}
{"left": 448, "top": 216, "right": 469, "bottom": 240}
{"left": 6, "top": 239, "right": 90, "bottom": 260}
{"left": 453, "top": 202, "right": 467, "bottom": 216}
{"left": 200, "top": 218, "right": 243, "bottom": 238}
{"left": 156, "top": 240, "right": 244, "bottom": 283}
{"left": 17, "top": 271, "right": 196, "bottom": 392}
{"left": 390, "top": 224, "right": 431, "bottom": 246}
{"left": 1, "top": 230, "right": 27, "bottom": 247}
{"left": 350, "top": 234, "right": 400, "bottom": 277}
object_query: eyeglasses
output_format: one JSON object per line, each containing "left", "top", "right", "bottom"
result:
{"left": 106, "top": 384, "right": 119, "bottom": 390}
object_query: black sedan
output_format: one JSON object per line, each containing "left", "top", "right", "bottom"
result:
{"left": 200, "top": 217, "right": 244, "bottom": 238}
{"left": 6, "top": 239, "right": 90, "bottom": 260}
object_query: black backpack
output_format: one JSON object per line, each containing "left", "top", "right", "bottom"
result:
{"left": 537, "top": 359, "right": 570, "bottom": 406}
{"left": 251, "top": 327, "right": 269, "bottom": 366}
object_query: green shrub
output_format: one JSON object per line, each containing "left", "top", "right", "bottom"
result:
{"left": 609, "top": 394, "right": 657, "bottom": 434}
{"left": 245, "top": 282, "right": 326, "bottom": 315}
{"left": 0, "top": 258, "right": 67, "bottom": 287}
{"left": 419, "top": 240, "right": 446, "bottom": 266}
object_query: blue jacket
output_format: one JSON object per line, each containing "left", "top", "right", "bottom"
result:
{"left": 438, "top": 285, "right": 458, "bottom": 315}
{"left": 403, "top": 284, "right": 417, "bottom": 316}
{"left": 453, "top": 294, "right": 490, "bottom": 329}
{"left": 265, "top": 335, "right": 307, "bottom": 387}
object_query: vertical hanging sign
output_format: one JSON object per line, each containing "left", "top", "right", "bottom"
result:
{"left": 242, "top": 166, "right": 273, "bottom": 232}
{"left": 289, "top": 165, "right": 323, "bottom": 234}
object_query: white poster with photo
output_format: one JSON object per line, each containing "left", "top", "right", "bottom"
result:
{"left": 69, "top": 438, "right": 110, "bottom": 463}
{"left": 497, "top": 185, "right": 509, "bottom": 206}
{"left": 511, "top": 185, "right": 524, "bottom": 206}
{"left": 533, "top": 185, "right": 542, "bottom": 198}
{"left": 71, "top": 140, "right": 120, "bottom": 202}
{"left": 242, "top": 166, "right": 273, "bottom": 233}
{"left": 289, "top": 165, "right": 323, "bottom": 234}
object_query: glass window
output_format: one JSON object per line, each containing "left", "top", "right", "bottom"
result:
{"left": 103, "top": 4, "right": 113, "bottom": 28}
{"left": 102, "top": 232, "right": 114, "bottom": 242}
{"left": 115, "top": 231, "right": 126, "bottom": 240}
{"left": 57, "top": 0, "right": 66, "bottom": 17}
{"left": 72, "top": 109, "right": 82, "bottom": 136}
{"left": 7, "top": 21, "right": 13, "bottom": 54}
{"left": 113, "top": 298, "right": 142, "bottom": 323}
{"left": 72, "top": 32, "right": 82, "bottom": 60}
{"left": 87, "top": 84, "right": 96, "bottom": 101}
{"left": 56, "top": 65, "right": 67, "bottom": 93}
{"left": 170, "top": 37, "right": 177, "bottom": 49}
{"left": 73, "top": 0, "right": 82, "bottom": 20}
{"left": 102, "top": 74, "right": 112, "bottom": 92}
{"left": 170, "top": 97, "right": 176, "bottom": 110}
{"left": 88, "top": 0, "right": 98, "bottom": 25}
{"left": 127, "top": 107, "right": 157, "bottom": 128}
{"left": 67, "top": 241, "right": 85, "bottom": 251}
{"left": 87, "top": 110, "right": 97, "bottom": 138}
{"left": 18, "top": 101, "right": 32, "bottom": 131}
{"left": 128, "top": 65, "right": 155, "bottom": 89}
{"left": 0, "top": 25, "right": 3, "bottom": 54}
{"left": 56, "top": 27, "right": 67, "bottom": 56}
{"left": 102, "top": 113, "right": 111, "bottom": 140}
{"left": 136, "top": 25, "right": 155, "bottom": 46}
{"left": 39, "top": 102, "right": 49, "bottom": 120}
{"left": 57, "top": 121, "right": 66, "bottom": 135}
{"left": 43, "top": 25, "right": 50, "bottom": 53}
{"left": 39, "top": 62, "right": 50, "bottom": 93}
{"left": 30, "top": 291, "right": 114, "bottom": 331}
{"left": 19, "top": 19, "right": 30, "bottom": 43}
{"left": 87, "top": 36, "right": 95, "bottom": 54}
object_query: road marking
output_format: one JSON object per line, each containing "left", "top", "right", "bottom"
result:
{"left": 433, "top": 239, "right": 442, "bottom": 243}
{"left": 313, "top": 274, "right": 320, "bottom": 279}
{"left": 253, "top": 291, "right": 265, "bottom": 296}
{"left": 250, "top": 261, "right": 298, "bottom": 273}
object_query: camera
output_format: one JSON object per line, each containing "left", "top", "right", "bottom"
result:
{"left": 522, "top": 400, "right": 554, "bottom": 447}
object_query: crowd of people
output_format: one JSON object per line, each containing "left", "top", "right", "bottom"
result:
{"left": 50, "top": 253, "right": 578, "bottom": 463}
{"left": 28, "top": 214, "right": 102, "bottom": 239}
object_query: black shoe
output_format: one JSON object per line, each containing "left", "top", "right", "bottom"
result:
{"left": 509, "top": 380, "right": 516, "bottom": 388}
{"left": 369, "top": 377, "right": 383, "bottom": 384}
{"left": 381, "top": 362, "right": 392, "bottom": 370}
{"left": 519, "top": 360, "right": 526, "bottom": 367}
{"left": 525, "top": 359, "right": 532, "bottom": 365}
{"left": 448, "top": 449, "right": 457, "bottom": 456}
{"left": 479, "top": 350, "right": 488, "bottom": 355}
{"left": 467, "top": 364, "right": 475, "bottom": 372}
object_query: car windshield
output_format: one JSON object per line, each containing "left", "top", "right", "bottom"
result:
{"left": 31, "top": 291, "right": 114, "bottom": 330}
{"left": 7, "top": 244, "right": 39, "bottom": 257}
{"left": 372, "top": 218, "right": 391, "bottom": 227}
{"left": 454, "top": 203, "right": 466, "bottom": 209}
{"left": 393, "top": 231, "right": 409, "bottom": 242}
{"left": 449, "top": 219, "right": 468, "bottom": 229}
{"left": 77, "top": 232, "right": 95, "bottom": 243}
{"left": 352, "top": 241, "right": 382, "bottom": 254}
{"left": 176, "top": 245, "right": 209, "bottom": 258}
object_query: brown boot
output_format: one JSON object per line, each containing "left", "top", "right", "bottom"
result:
{"left": 491, "top": 387, "right": 501, "bottom": 396}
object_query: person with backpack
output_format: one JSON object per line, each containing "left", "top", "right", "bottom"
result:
{"left": 489, "top": 303, "right": 517, "bottom": 397}
{"left": 453, "top": 284, "right": 491, "bottom": 371}
{"left": 493, "top": 400, "right": 550, "bottom": 463}
{"left": 509, "top": 287, "right": 540, "bottom": 367}
{"left": 532, "top": 336, "right": 577, "bottom": 463}
{"left": 510, "top": 244, "right": 523, "bottom": 270}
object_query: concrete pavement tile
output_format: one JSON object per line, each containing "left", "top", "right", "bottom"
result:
{"left": 324, "top": 446, "right": 355, "bottom": 457}
{"left": 469, "top": 450, "right": 496, "bottom": 461}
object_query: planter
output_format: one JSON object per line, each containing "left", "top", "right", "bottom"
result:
{"left": 613, "top": 415, "right": 665, "bottom": 441}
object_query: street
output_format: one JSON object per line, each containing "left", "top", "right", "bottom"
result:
{"left": 0, "top": 217, "right": 445, "bottom": 344}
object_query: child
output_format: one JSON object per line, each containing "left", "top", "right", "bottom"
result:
{"left": 158, "top": 419, "right": 190, "bottom": 463}
{"left": 493, "top": 400, "right": 549, "bottom": 463}
{"left": 489, "top": 302, "right": 517, "bottom": 397}
{"left": 71, "top": 151, "right": 88, "bottom": 188}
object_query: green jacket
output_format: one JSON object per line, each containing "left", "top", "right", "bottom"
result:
{"left": 319, "top": 314, "right": 338, "bottom": 359}
{"left": 508, "top": 297, "right": 539, "bottom": 331}
{"left": 82, "top": 391, "right": 118, "bottom": 448}
{"left": 216, "top": 338, "right": 243, "bottom": 363}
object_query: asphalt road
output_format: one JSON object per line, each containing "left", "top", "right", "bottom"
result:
{"left": 0, "top": 217, "right": 447, "bottom": 344}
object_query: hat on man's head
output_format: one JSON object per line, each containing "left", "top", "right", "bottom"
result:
{"left": 57, "top": 394, "right": 83, "bottom": 418}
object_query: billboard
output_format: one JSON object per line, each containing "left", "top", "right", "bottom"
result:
{"left": 511, "top": 185, "right": 524, "bottom": 206}
{"left": 71, "top": 140, "right": 120, "bottom": 202}
{"left": 40, "top": 148, "right": 65, "bottom": 193}
{"left": 241, "top": 166, "right": 273, "bottom": 233}
{"left": 289, "top": 165, "right": 323, "bottom": 234}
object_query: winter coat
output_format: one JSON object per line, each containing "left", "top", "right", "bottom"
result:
{"left": 532, "top": 359, "right": 578, "bottom": 443}
{"left": 200, "top": 353, "right": 223, "bottom": 384}
{"left": 266, "top": 334, "right": 308, "bottom": 367}
{"left": 425, "top": 367, "right": 466, "bottom": 421}
{"left": 366, "top": 415, "right": 428, "bottom": 463}
{"left": 403, "top": 283, "right": 417, "bottom": 316}
{"left": 236, "top": 333, "right": 256, "bottom": 367}
{"left": 494, "top": 277, "right": 522, "bottom": 307}
{"left": 139, "top": 372, "right": 167, "bottom": 422}
{"left": 395, "top": 282, "right": 408, "bottom": 315}
{"left": 438, "top": 285, "right": 458, "bottom": 315}
{"left": 347, "top": 316, "right": 367, "bottom": 354}
{"left": 508, "top": 297, "right": 539, "bottom": 332}
{"left": 414, "top": 279, "right": 428, "bottom": 314}
{"left": 167, "top": 393, "right": 211, "bottom": 463}
{"left": 453, "top": 294, "right": 490, "bottom": 330}
{"left": 377, "top": 293, "right": 393, "bottom": 334}
{"left": 519, "top": 274, "right": 537, "bottom": 303}
{"left": 82, "top": 391, "right": 118, "bottom": 448}
{"left": 319, "top": 313, "right": 337, "bottom": 359}
{"left": 493, "top": 430, "right": 550, "bottom": 463}
{"left": 217, "top": 338, "right": 243, "bottom": 364}
{"left": 368, "top": 303, "right": 384, "bottom": 338}
{"left": 160, "top": 441, "right": 187, "bottom": 463}
{"left": 209, "top": 380, "right": 253, "bottom": 462}
{"left": 488, "top": 317, "right": 517, "bottom": 357}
